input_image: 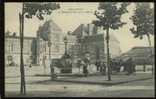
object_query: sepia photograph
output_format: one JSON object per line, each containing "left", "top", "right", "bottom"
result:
{"left": 5, "top": 2, "right": 154, "bottom": 97}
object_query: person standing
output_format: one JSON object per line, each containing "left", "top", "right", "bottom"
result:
{"left": 131, "top": 58, "right": 136, "bottom": 74}
{"left": 95, "top": 60, "right": 100, "bottom": 72}
{"left": 102, "top": 62, "right": 106, "bottom": 75}
{"left": 42, "top": 56, "right": 46, "bottom": 74}
{"left": 126, "top": 57, "right": 133, "bottom": 75}
{"left": 50, "top": 60, "right": 57, "bottom": 80}
{"left": 77, "top": 59, "right": 81, "bottom": 73}
{"left": 27, "top": 56, "right": 32, "bottom": 68}
{"left": 83, "top": 57, "right": 89, "bottom": 77}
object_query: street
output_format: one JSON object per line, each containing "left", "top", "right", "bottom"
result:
{"left": 5, "top": 76, "right": 154, "bottom": 97}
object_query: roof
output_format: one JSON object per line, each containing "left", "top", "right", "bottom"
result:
{"left": 72, "top": 24, "right": 83, "bottom": 36}
{"left": 119, "top": 46, "right": 154, "bottom": 60}
{"left": 126, "top": 46, "right": 154, "bottom": 55}
{"left": 48, "top": 20, "right": 62, "bottom": 32}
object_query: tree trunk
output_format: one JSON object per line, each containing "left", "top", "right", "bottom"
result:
{"left": 19, "top": 13, "right": 23, "bottom": 95}
{"left": 106, "top": 28, "right": 111, "bottom": 81}
{"left": 19, "top": 3, "right": 26, "bottom": 95}
{"left": 147, "top": 35, "right": 154, "bottom": 75}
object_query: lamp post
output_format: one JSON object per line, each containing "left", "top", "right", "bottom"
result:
{"left": 63, "top": 36, "right": 68, "bottom": 55}
{"left": 63, "top": 36, "right": 68, "bottom": 73}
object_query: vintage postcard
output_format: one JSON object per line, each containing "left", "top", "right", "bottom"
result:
{"left": 5, "top": 2, "right": 154, "bottom": 97}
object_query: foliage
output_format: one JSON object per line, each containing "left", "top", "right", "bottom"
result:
{"left": 22, "top": 2, "right": 60, "bottom": 41}
{"left": 24, "top": 2, "right": 60, "bottom": 20}
{"left": 130, "top": 3, "right": 154, "bottom": 39}
{"left": 93, "top": 2, "right": 130, "bottom": 30}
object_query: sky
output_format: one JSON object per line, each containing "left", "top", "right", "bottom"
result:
{"left": 5, "top": 2, "right": 154, "bottom": 53}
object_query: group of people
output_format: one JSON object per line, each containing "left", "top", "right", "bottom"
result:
{"left": 77, "top": 56, "right": 136, "bottom": 77}
{"left": 95, "top": 60, "right": 106, "bottom": 75}
{"left": 110, "top": 57, "right": 136, "bottom": 75}
{"left": 77, "top": 58, "right": 107, "bottom": 77}
{"left": 76, "top": 57, "right": 90, "bottom": 76}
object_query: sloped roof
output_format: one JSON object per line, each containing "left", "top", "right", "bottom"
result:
{"left": 72, "top": 24, "right": 83, "bottom": 36}
{"left": 48, "top": 20, "right": 62, "bottom": 32}
{"left": 119, "top": 46, "right": 154, "bottom": 59}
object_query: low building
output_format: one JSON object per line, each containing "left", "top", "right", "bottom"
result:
{"left": 119, "top": 46, "right": 154, "bottom": 65}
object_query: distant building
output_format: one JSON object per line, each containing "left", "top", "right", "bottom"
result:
{"left": 71, "top": 23, "right": 121, "bottom": 63}
{"left": 36, "top": 20, "right": 65, "bottom": 64}
{"left": 66, "top": 33, "right": 80, "bottom": 64}
{"left": 5, "top": 21, "right": 122, "bottom": 68}
{"left": 5, "top": 35, "right": 36, "bottom": 66}
{"left": 5, "top": 20, "right": 66, "bottom": 66}
{"left": 119, "top": 46, "right": 154, "bottom": 65}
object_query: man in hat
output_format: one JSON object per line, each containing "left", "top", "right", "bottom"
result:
{"left": 95, "top": 60, "right": 101, "bottom": 72}
{"left": 83, "top": 52, "right": 90, "bottom": 77}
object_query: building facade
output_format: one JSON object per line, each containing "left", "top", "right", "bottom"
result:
{"left": 5, "top": 21, "right": 122, "bottom": 68}
{"left": 70, "top": 23, "right": 121, "bottom": 64}
{"left": 36, "top": 20, "right": 65, "bottom": 65}
{"left": 5, "top": 20, "right": 67, "bottom": 66}
{"left": 5, "top": 36, "right": 36, "bottom": 66}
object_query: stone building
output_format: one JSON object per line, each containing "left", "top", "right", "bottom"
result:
{"left": 5, "top": 35, "right": 36, "bottom": 66}
{"left": 36, "top": 20, "right": 65, "bottom": 65}
{"left": 70, "top": 23, "right": 121, "bottom": 64}
{"left": 5, "top": 20, "right": 66, "bottom": 66}
{"left": 5, "top": 21, "right": 121, "bottom": 70}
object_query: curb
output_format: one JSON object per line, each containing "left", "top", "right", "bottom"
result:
{"left": 52, "top": 77, "right": 153, "bottom": 86}
{"left": 35, "top": 73, "right": 102, "bottom": 77}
